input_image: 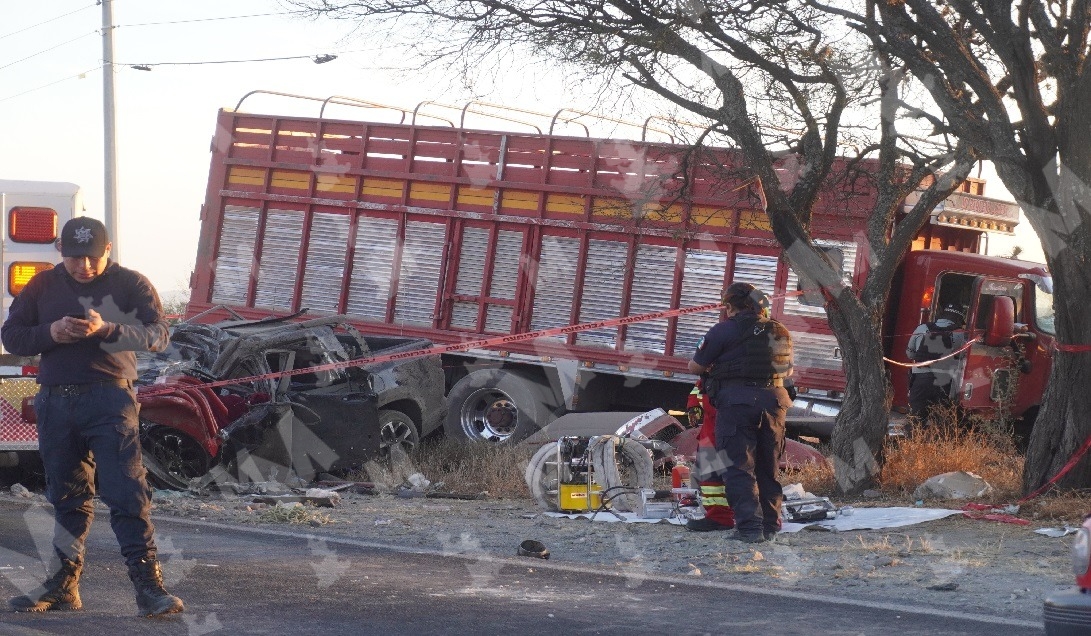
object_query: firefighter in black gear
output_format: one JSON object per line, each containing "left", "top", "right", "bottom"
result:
{"left": 688, "top": 282, "right": 793, "bottom": 544}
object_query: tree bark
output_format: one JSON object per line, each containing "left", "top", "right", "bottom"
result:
{"left": 826, "top": 292, "right": 891, "bottom": 494}
{"left": 1025, "top": 241, "right": 1091, "bottom": 490}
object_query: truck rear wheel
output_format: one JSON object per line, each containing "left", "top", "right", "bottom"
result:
{"left": 444, "top": 369, "right": 555, "bottom": 444}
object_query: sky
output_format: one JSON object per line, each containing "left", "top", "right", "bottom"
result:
{"left": 0, "top": 0, "right": 581, "bottom": 301}
{"left": 0, "top": 1, "right": 1046, "bottom": 303}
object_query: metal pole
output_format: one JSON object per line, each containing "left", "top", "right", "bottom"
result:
{"left": 101, "top": 0, "right": 119, "bottom": 261}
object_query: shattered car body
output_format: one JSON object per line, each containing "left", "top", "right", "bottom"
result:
{"left": 135, "top": 314, "right": 445, "bottom": 489}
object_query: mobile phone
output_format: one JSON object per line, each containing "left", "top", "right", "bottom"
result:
{"left": 67, "top": 313, "right": 85, "bottom": 319}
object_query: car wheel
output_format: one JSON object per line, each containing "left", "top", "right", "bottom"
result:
{"left": 140, "top": 421, "right": 212, "bottom": 490}
{"left": 378, "top": 409, "right": 419, "bottom": 461}
{"left": 444, "top": 369, "right": 556, "bottom": 444}
{"left": 524, "top": 441, "right": 571, "bottom": 511}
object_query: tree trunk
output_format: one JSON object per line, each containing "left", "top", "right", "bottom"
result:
{"left": 1023, "top": 249, "right": 1091, "bottom": 491}
{"left": 1024, "top": 89, "right": 1091, "bottom": 493}
{"left": 826, "top": 299, "right": 892, "bottom": 495}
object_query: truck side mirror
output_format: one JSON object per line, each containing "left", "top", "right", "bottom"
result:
{"left": 984, "top": 295, "right": 1015, "bottom": 346}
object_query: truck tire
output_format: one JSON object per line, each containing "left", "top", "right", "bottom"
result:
{"left": 589, "top": 435, "right": 653, "bottom": 513}
{"left": 378, "top": 409, "right": 419, "bottom": 462}
{"left": 524, "top": 441, "right": 569, "bottom": 512}
{"left": 444, "top": 369, "right": 555, "bottom": 444}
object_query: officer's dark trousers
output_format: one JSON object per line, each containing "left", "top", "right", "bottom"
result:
{"left": 34, "top": 382, "right": 156, "bottom": 565}
{"left": 714, "top": 402, "right": 785, "bottom": 537}
{"left": 907, "top": 371, "right": 954, "bottom": 419}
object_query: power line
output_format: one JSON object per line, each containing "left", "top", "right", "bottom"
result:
{"left": 0, "top": 31, "right": 98, "bottom": 73}
{"left": 0, "top": 66, "right": 101, "bottom": 104}
{"left": 121, "top": 49, "right": 368, "bottom": 68}
{"left": 0, "top": 10, "right": 311, "bottom": 75}
{"left": 117, "top": 11, "right": 297, "bottom": 28}
{"left": 0, "top": 3, "right": 97, "bottom": 42}
{"left": 124, "top": 53, "right": 328, "bottom": 67}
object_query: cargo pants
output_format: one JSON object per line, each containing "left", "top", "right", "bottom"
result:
{"left": 34, "top": 381, "right": 157, "bottom": 565}
{"left": 712, "top": 382, "right": 789, "bottom": 537}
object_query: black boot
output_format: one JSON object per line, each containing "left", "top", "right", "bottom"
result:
{"left": 128, "top": 557, "right": 184, "bottom": 617}
{"left": 9, "top": 556, "right": 83, "bottom": 612}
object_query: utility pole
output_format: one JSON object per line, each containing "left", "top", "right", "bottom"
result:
{"left": 101, "top": 0, "right": 119, "bottom": 261}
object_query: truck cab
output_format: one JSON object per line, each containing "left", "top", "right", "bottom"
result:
{"left": 886, "top": 250, "right": 1052, "bottom": 437}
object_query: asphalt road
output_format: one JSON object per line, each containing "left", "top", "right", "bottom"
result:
{"left": 0, "top": 499, "right": 1043, "bottom": 635}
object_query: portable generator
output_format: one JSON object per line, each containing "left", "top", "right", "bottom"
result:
{"left": 554, "top": 437, "right": 604, "bottom": 513}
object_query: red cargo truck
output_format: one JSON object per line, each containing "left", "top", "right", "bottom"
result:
{"left": 183, "top": 93, "right": 1053, "bottom": 444}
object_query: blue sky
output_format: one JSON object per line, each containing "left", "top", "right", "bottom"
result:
{"left": 0, "top": 1, "right": 1044, "bottom": 302}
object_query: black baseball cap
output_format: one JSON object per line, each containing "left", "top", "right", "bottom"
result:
{"left": 60, "top": 217, "right": 109, "bottom": 258}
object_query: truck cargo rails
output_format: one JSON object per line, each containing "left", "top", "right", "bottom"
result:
{"left": 183, "top": 93, "right": 1051, "bottom": 445}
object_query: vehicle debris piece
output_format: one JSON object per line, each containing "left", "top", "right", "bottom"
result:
{"left": 250, "top": 495, "right": 340, "bottom": 508}
{"left": 423, "top": 491, "right": 488, "bottom": 501}
{"left": 1035, "top": 526, "right": 1080, "bottom": 538}
{"left": 516, "top": 540, "right": 550, "bottom": 560}
{"left": 315, "top": 480, "right": 377, "bottom": 495}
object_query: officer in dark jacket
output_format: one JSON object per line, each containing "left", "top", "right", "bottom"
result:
{"left": 2, "top": 218, "right": 183, "bottom": 617}
{"left": 688, "top": 282, "right": 793, "bottom": 543}
{"left": 906, "top": 304, "right": 968, "bottom": 422}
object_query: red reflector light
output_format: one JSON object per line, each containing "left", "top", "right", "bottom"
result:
{"left": 9, "top": 207, "right": 58, "bottom": 243}
{"left": 920, "top": 285, "right": 934, "bottom": 312}
{"left": 9, "top": 262, "right": 51, "bottom": 295}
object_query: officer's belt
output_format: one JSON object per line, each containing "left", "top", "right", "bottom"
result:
{"left": 719, "top": 378, "right": 784, "bottom": 388}
{"left": 40, "top": 379, "right": 133, "bottom": 397}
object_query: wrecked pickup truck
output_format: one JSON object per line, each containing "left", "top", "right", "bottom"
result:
{"left": 134, "top": 314, "right": 445, "bottom": 489}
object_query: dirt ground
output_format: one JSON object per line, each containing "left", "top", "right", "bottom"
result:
{"left": 81, "top": 486, "right": 1071, "bottom": 624}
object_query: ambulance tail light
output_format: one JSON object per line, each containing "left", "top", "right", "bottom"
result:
{"left": 9, "top": 262, "right": 51, "bottom": 296}
{"left": 9, "top": 207, "right": 58, "bottom": 243}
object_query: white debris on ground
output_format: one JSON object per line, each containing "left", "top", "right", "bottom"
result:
{"left": 914, "top": 471, "right": 994, "bottom": 500}
{"left": 9, "top": 483, "right": 32, "bottom": 498}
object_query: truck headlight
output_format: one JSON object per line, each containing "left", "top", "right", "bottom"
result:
{"left": 1072, "top": 527, "right": 1090, "bottom": 578}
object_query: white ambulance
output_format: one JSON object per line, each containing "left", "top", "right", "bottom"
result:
{"left": 0, "top": 180, "right": 82, "bottom": 461}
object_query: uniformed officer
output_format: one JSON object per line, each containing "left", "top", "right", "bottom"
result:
{"left": 688, "top": 282, "right": 793, "bottom": 543}
{"left": 2, "top": 218, "right": 183, "bottom": 616}
{"left": 906, "top": 304, "right": 968, "bottom": 423}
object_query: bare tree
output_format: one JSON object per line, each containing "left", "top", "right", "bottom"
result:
{"left": 814, "top": 0, "right": 1091, "bottom": 491}
{"left": 292, "top": 0, "right": 975, "bottom": 492}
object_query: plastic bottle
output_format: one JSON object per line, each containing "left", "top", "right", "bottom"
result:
{"left": 672, "top": 464, "right": 691, "bottom": 489}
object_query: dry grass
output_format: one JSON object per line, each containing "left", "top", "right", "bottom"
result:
{"left": 401, "top": 438, "right": 536, "bottom": 499}
{"left": 1024, "top": 490, "right": 1091, "bottom": 524}
{"left": 258, "top": 503, "right": 333, "bottom": 525}
{"left": 781, "top": 451, "right": 837, "bottom": 496}
{"left": 879, "top": 419, "right": 1024, "bottom": 500}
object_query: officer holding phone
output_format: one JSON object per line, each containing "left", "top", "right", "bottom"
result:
{"left": 2, "top": 217, "right": 182, "bottom": 617}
